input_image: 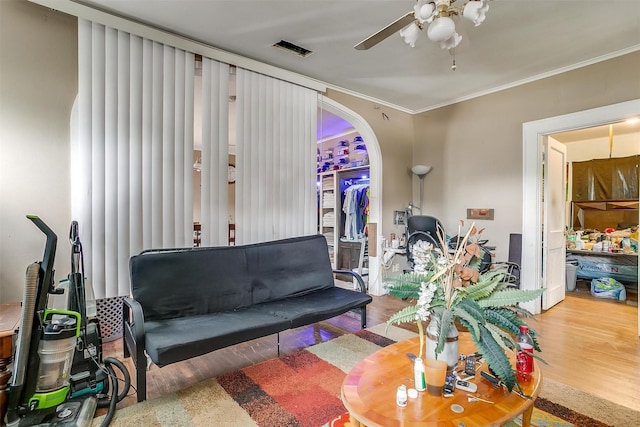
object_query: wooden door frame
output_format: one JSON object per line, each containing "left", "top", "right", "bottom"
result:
{"left": 522, "top": 99, "right": 640, "bottom": 336}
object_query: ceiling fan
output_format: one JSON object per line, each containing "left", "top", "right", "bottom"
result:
{"left": 354, "top": 0, "right": 489, "bottom": 51}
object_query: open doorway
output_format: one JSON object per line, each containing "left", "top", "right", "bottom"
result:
{"left": 553, "top": 122, "right": 639, "bottom": 306}
{"left": 319, "top": 97, "right": 384, "bottom": 295}
{"left": 522, "top": 99, "right": 640, "bottom": 335}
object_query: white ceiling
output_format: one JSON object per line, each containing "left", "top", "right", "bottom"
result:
{"left": 552, "top": 120, "right": 640, "bottom": 143}
{"left": 79, "top": 0, "right": 640, "bottom": 113}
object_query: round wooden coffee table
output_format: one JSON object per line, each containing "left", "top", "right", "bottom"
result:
{"left": 341, "top": 334, "right": 541, "bottom": 427}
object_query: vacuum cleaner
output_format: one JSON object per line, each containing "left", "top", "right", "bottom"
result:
{"left": 5, "top": 216, "right": 130, "bottom": 427}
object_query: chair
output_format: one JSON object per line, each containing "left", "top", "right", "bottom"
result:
{"left": 406, "top": 215, "right": 444, "bottom": 249}
{"left": 405, "top": 215, "right": 445, "bottom": 271}
{"left": 193, "top": 223, "right": 201, "bottom": 247}
{"left": 228, "top": 223, "right": 236, "bottom": 246}
{"left": 448, "top": 232, "right": 521, "bottom": 287}
{"left": 493, "top": 233, "right": 522, "bottom": 288}
{"left": 355, "top": 237, "right": 369, "bottom": 290}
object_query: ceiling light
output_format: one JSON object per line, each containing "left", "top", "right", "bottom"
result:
{"left": 400, "top": 0, "right": 489, "bottom": 50}
{"left": 439, "top": 32, "right": 462, "bottom": 50}
{"left": 400, "top": 21, "right": 423, "bottom": 47}
{"left": 427, "top": 16, "right": 456, "bottom": 42}
{"left": 415, "top": 0, "right": 436, "bottom": 23}
{"left": 462, "top": 0, "right": 489, "bottom": 26}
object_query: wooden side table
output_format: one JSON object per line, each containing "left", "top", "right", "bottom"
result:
{"left": 0, "top": 302, "right": 21, "bottom": 427}
{"left": 342, "top": 334, "right": 541, "bottom": 427}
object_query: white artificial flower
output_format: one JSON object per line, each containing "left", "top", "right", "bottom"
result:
{"left": 416, "top": 281, "right": 437, "bottom": 321}
{"left": 412, "top": 240, "right": 435, "bottom": 274}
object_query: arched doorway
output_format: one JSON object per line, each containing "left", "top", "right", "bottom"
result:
{"left": 319, "top": 97, "right": 386, "bottom": 296}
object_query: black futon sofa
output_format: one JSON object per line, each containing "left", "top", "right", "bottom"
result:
{"left": 122, "top": 234, "right": 371, "bottom": 402}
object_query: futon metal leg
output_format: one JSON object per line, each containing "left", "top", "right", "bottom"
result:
{"left": 136, "top": 354, "right": 147, "bottom": 402}
{"left": 361, "top": 306, "right": 367, "bottom": 329}
{"left": 277, "top": 332, "right": 280, "bottom": 357}
{"left": 136, "top": 370, "right": 146, "bottom": 402}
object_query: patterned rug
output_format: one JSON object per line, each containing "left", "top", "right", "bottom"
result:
{"left": 93, "top": 324, "right": 638, "bottom": 427}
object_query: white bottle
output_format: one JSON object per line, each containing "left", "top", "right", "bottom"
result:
{"left": 396, "top": 384, "right": 408, "bottom": 407}
{"left": 414, "top": 357, "right": 426, "bottom": 391}
{"left": 575, "top": 231, "right": 584, "bottom": 250}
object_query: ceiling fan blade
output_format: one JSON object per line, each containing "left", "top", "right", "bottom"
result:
{"left": 354, "top": 11, "right": 415, "bottom": 50}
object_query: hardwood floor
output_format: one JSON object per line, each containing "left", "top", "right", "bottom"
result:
{"left": 102, "top": 287, "right": 640, "bottom": 414}
{"left": 533, "top": 282, "right": 639, "bottom": 411}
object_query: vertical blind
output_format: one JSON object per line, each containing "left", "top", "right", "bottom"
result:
{"left": 76, "top": 21, "right": 318, "bottom": 298}
{"left": 75, "top": 20, "right": 196, "bottom": 298}
{"left": 235, "top": 69, "right": 317, "bottom": 244}
{"left": 200, "top": 58, "right": 230, "bottom": 246}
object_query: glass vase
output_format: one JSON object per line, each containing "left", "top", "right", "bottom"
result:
{"left": 425, "top": 317, "right": 459, "bottom": 371}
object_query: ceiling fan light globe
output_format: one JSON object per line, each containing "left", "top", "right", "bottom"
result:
{"left": 427, "top": 16, "right": 456, "bottom": 42}
{"left": 439, "top": 32, "right": 462, "bottom": 50}
{"left": 400, "top": 22, "right": 422, "bottom": 47}
{"left": 463, "top": 0, "right": 489, "bottom": 27}
{"left": 415, "top": 0, "right": 436, "bottom": 23}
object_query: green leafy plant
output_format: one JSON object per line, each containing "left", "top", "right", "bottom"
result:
{"left": 386, "top": 221, "right": 544, "bottom": 392}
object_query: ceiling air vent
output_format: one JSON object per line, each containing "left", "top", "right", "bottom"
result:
{"left": 273, "top": 40, "right": 313, "bottom": 58}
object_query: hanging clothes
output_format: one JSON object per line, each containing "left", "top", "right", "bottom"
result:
{"left": 342, "top": 182, "right": 370, "bottom": 240}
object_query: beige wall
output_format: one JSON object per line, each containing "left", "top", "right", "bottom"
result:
{"left": 325, "top": 90, "right": 415, "bottom": 243}
{"left": 412, "top": 52, "right": 640, "bottom": 262}
{"left": 0, "top": 0, "right": 77, "bottom": 303}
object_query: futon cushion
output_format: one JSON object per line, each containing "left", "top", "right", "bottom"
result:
{"left": 253, "top": 287, "right": 372, "bottom": 328}
{"left": 144, "top": 307, "right": 290, "bottom": 367}
{"left": 130, "top": 246, "right": 254, "bottom": 321}
{"left": 129, "top": 235, "right": 337, "bottom": 322}
{"left": 248, "top": 235, "right": 336, "bottom": 305}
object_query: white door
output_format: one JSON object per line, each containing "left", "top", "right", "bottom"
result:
{"left": 542, "top": 137, "right": 567, "bottom": 309}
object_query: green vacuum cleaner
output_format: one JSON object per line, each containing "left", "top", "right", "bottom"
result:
{"left": 28, "top": 309, "right": 82, "bottom": 410}
{"left": 5, "top": 216, "right": 129, "bottom": 427}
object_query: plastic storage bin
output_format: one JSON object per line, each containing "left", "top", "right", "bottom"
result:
{"left": 565, "top": 262, "right": 578, "bottom": 291}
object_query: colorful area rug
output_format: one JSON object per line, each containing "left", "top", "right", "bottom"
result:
{"left": 93, "top": 324, "right": 638, "bottom": 427}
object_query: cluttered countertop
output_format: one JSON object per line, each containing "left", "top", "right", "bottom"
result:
{"left": 566, "top": 227, "right": 638, "bottom": 292}
{"left": 566, "top": 226, "right": 638, "bottom": 255}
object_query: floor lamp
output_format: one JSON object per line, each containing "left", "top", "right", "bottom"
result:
{"left": 411, "top": 164, "right": 432, "bottom": 210}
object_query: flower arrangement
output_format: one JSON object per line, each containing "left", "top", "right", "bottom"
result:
{"left": 386, "top": 221, "right": 544, "bottom": 391}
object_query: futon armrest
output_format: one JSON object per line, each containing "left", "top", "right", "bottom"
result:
{"left": 333, "top": 269, "right": 367, "bottom": 293}
{"left": 123, "top": 296, "right": 149, "bottom": 402}
{"left": 122, "top": 297, "right": 145, "bottom": 357}
{"left": 123, "top": 297, "right": 145, "bottom": 339}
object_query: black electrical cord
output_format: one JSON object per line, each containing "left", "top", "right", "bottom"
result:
{"left": 98, "top": 357, "right": 131, "bottom": 427}
{"left": 97, "top": 357, "right": 130, "bottom": 407}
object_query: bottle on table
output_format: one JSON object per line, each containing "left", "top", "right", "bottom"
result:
{"left": 414, "top": 357, "right": 426, "bottom": 391}
{"left": 396, "top": 384, "right": 408, "bottom": 407}
{"left": 516, "top": 325, "right": 534, "bottom": 382}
